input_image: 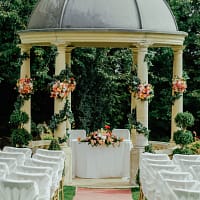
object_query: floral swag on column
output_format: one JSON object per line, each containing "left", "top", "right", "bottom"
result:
{"left": 171, "top": 74, "right": 188, "bottom": 104}
{"left": 129, "top": 75, "right": 154, "bottom": 102}
{"left": 49, "top": 69, "right": 76, "bottom": 133}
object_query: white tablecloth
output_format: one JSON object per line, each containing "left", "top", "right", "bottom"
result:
{"left": 71, "top": 140, "right": 132, "bottom": 178}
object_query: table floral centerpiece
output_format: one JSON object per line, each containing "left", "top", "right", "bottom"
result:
{"left": 78, "top": 125, "right": 124, "bottom": 147}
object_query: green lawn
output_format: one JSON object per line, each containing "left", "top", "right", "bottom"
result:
{"left": 63, "top": 186, "right": 140, "bottom": 200}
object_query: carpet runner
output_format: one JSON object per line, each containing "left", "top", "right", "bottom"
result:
{"left": 73, "top": 187, "right": 133, "bottom": 200}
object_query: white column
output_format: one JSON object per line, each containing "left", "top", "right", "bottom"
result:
{"left": 171, "top": 46, "right": 184, "bottom": 142}
{"left": 65, "top": 47, "right": 74, "bottom": 130}
{"left": 54, "top": 44, "right": 66, "bottom": 138}
{"left": 136, "top": 44, "right": 149, "bottom": 130}
{"left": 20, "top": 44, "right": 31, "bottom": 133}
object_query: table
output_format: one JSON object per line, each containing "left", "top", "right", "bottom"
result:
{"left": 71, "top": 140, "right": 132, "bottom": 178}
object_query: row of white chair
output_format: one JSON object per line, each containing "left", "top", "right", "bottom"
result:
{"left": 140, "top": 153, "right": 200, "bottom": 200}
{"left": 0, "top": 147, "right": 66, "bottom": 200}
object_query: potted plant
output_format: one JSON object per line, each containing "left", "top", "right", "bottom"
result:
{"left": 173, "top": 111, "right": 194, "bottom": 155}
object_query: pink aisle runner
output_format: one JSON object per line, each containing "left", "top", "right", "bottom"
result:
{"left": 73, "top": 188, "right": 133, "bottom": 200}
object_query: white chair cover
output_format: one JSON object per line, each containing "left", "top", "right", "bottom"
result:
{"left": 32, "top": 154, "right": 64, "bottom": 182}
{"left": 0, "top": 151, "right": 25, "bottom": 166}
{"left": 173, "top": 188, "right": 200, "bottom": 200}
{"left": 172, "top": 154, "right": 200, "bottom": 165}
{"left": 0, "top": 162, "right": 9, "bottom": 177}
{"left": 0, "top": 169, "right": 6, "bottom": 180}
{"left": 0, "top": 179, "right": 39, "bottom": 200}
{"left": 68, "top": 129, "right": 86, "bottom": 140}
{"left": 141, "top": 152, "right": 170, "bottom": 161}
{"left": 179, "top": 159, "right": 200, "bottom": 172}
{"left": 35, "top": 148, "right": 65, "bottom": 160}
{"left": 16, "top": 165, "right": 53, "bottom": 180}
{"left": 3, "top": 146, "right": 32, "bottom": 160}
{"left": 24, "top": 158, "right": 60, "bottom": 196}
{"left": 0, "top": 158, "right": 17, "bottom": 173}
{"left": 190, "top": 165, "right": 200, "bottom": 181}
{"left": 112, "top": 129, "right": 130, "bottom": 140}
{"left": 7, "top": 172, "right": 51, "bottom": 200}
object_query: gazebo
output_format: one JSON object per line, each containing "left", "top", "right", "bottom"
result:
{"left": 18, "top": 0, "right": 187, "bottom": 183}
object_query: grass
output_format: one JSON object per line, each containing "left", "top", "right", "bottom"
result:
{"left": 132, "top": 187, "right": 140, "bottom": 200}
{"left": 63, "top": 186, "right": 76, "bottom": 200}
{"left": 63, "top": 186, "right": 140, "bottom": 200}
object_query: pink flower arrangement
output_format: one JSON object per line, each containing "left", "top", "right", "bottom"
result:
{"left": 78, "top": 131, "right": 124, "bottom": 147}
{"left": 136, "top": 83, "right": 154, "bottom": 101}
{"left": 50, "top": 78, "right": 76, "bottom": 99}
{"left": 172, "top": 77, "right": 187, "bottom": 93}
{"left": 16, "top": 77, "right": 33, "bottom": 96}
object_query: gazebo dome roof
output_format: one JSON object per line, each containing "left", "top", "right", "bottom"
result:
{"left": 27, "top": 0, "right": 178, "bottom": 33}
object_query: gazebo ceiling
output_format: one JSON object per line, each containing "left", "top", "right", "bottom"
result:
{"left": 27, "top": 0, "right": 178, "bottom": 33}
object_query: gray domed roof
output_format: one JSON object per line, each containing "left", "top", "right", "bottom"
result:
{"left": 27, "top": 0, "right": 178, "bottom": 33}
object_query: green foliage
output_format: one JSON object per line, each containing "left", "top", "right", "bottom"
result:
{"left": 128, "top": 110, "right": 150, "bottom": 138}
{"left": 48, "top": 138, "right": 61, "bottom": 150}
{"left": 49, "top": 100, "right": 74, "bottom": 132}
{"left": 11, "top": 128, "right": 32, "bottom": 147}
{"left": 174, "top": 111, "right": 195, "bottom": 129}
{"left": 173, "top": 130, "right": 194, "bottom": 147}
{"left": 9, "top": 109, "right": 29, "bottom": 128}
{"left": 173, "top": 147, "right": 193, "bottom": 155}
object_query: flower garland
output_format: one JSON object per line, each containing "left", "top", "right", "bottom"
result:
{"left": 50, "top": 78, "right": 76, "bottom": 99}
{"left": 16, "top": 77, "right": 33, "bottom": 99}
{"left": 171, "top": 76, "right": 187, "bottom": 104}
{"left": 172, "top": 76, "right": 187, "bottom": 93}
{"left": 136, "top": 83, "right": 154, "bottom": 101}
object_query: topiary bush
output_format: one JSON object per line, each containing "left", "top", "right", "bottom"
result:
{"left": 11, "top": 128, "right": 33, "bottom": 147}
{"left": 48, "top": 138, "right": 61, "bottom": 150}
{"left": 173, "top": 111, "right": 195, "bottom": 154}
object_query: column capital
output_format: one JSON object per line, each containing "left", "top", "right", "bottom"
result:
{"left": 18, "top": 44, "right": 32, "bottom": 54}
{"left": 136, "top": 42, "right": 151, "bottom": 50}
{"left": 172, "top": 45, "right": 185, "bottom": 53}
{"left": 66, "top": 46, "right": 75, "bottom": 53}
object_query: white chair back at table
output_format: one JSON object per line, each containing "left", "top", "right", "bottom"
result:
{"left": 0, "top": 179, "right": 39, "bottom": 200}
{"left": 0, "top": 158, "right": 17, "bottom": 173}
{"left": 190, "top": 165, "right": 200, "bottom": 181}
{"left": 7, "top": 172, "right": 51, "bottom": 200}
{"left": 68, "top": 129, "right": 86, "bottom": 140}
{"left": 112, "top": 129, "right": 130, "bottom": 140}
{"left": 141, "top": 152, "right": 170, "bottom": 161}
{"left": 3, "top": 146, "right": 32, "bottom": 160}
{"left": 0, "top": 151, "right": 25, "bottom": 166}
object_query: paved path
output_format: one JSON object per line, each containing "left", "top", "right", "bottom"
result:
{"left": 73, "top": 188, "right": 133, "bottom": 200}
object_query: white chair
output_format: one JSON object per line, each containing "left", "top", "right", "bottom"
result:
{"left": 0, "top": 151, "right": 25, "bottom": 166}
{"left": 0, "top": 158, "right": 17, "bottom": 173}
{"left": 24, "top": 158, "right": 59, "bottom": 198}
{"left": 0, "top": 162, "right": 9, "bottom": 178}
{"left": 35, "top": 148, "right": 65, "bottom": 160}
{"left": 172, "top": 154, "right": 200, "bottom": 165}
{"left": 173, "top": 188, "right": 200, "bottom": 200}
{"left": 141, "top": 152, "right": 170, "bottom": 161}
{"left": 179, "top": 159, "right": 200, "bottom": 172}
{"left": 7, "top": 172, "right": 51, "bottom": 200}
{"left": 0, "top": 179, "right": 39, "bottom": 200}
{"left": 3, "top": 146, "right": 32, "bottom": 160}
{"left": 68, "top": 129, "right": 86, "bottom": 140}
{"left": 190, "top": 165, "right": 200, "bottom": 181}
{"left": 16, "top": 165, "right": 53, "bottom": 180}
{"left": 155, "top": 171, "right": 195, "bottom": 200}
{"left": 112, "top": 129, "right": 130, "bottom": 140}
